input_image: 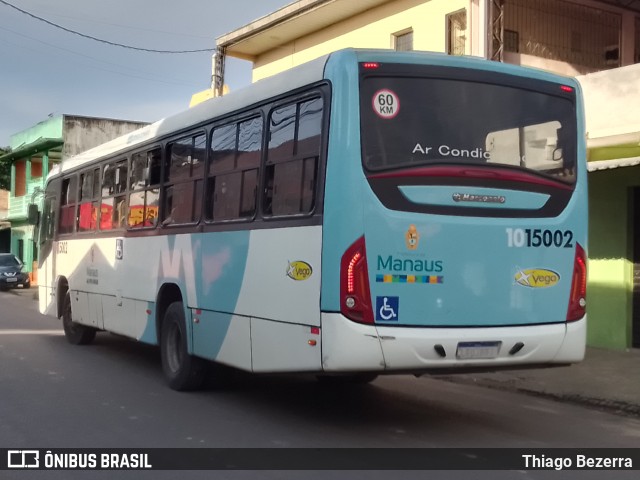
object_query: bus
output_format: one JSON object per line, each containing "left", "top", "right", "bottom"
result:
{"left": 35, "top": 49, "right": 587, "bottom": 390}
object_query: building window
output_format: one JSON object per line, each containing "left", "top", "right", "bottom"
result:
{"left": 393, "top": 29, "right": 413, "bottom": 51}
{"left": 446, "top": 9, "right": 467, "bottom": 56}
{"left": 505, "top": 29, "right": 519, "bottom": 53}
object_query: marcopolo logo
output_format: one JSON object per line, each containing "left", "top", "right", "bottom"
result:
{"left": 287, "top": 261, "right": 313, "bottom": 281}
{"left": 515, "top": 268, "right": 560, "bottom": 288}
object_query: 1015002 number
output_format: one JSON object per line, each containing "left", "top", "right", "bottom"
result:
{"left": 506, "top": 228, "right": 573, "bottom": 248}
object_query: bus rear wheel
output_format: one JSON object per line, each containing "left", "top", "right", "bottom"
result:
{"left": 160, "top": 301, "right": 206, "bottom": 391}
{"left": 62, "top": 292, "right": 97, "bottom": 345}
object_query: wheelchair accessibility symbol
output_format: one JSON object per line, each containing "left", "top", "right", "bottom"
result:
{"left": 376, "top": 296, "right": 399, "bottom": 322}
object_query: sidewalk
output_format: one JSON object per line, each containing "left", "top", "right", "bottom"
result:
{"left": 438, "top": 347, "right": 640, "bottom": 417}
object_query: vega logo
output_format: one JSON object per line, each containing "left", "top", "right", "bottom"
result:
{"left": 287, "top": 261, "right": 313, "bottom": 281}
{"left": 515, "top": 268, "right": 560, "bottom": 288}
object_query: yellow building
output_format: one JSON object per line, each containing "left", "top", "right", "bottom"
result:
{"left": 215, "top": 0, "right": 639, "bottom": 82}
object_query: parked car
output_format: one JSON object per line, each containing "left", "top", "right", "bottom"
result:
{"left": 0, "top": 253, "right": 30, "bottom": 290}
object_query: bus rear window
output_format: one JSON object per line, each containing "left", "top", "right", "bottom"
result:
{"left": 360, "top": 76, "right": 577, "bottom": 183}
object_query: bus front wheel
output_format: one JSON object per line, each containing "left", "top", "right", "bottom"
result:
{"left": 160, "top": 301, "right": 206, "bottom": 391}
{"left": 62, "top": 292, "right": 96, "bottom": 345}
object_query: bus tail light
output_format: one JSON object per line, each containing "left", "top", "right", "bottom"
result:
{"left": 566, "top": 242, "right": 587, "bottom": 322}
{"left": 340, "top": 236, "right": 374, "bottom": 324}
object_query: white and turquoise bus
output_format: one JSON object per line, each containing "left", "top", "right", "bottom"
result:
{"left": 35, "top": 49, "right": 587, "bottom": 390}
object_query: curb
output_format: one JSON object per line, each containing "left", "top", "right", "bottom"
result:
{"left": 439, "top": 376, "right": 640, "bottom": 418}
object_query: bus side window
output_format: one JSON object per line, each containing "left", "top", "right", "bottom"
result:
{"left": 207, "top": 117, "right": 262, "bottom": 222}
{"left": 40, "top": 196, "right": 56, "bottom": 245}
{"left": 77, "top": 168, "right": 100, "bottom": 232}
{"left": 59, "top": 175, "right": 77, "bottom": 235}
{"left": 101, "top": 160, "right": 128, "bottom": 231}
{"left": 128, "top": 148, "right": 161, "bottom": 229}
{"left": 264, "top": 97, "right": 322, "bottom": 216}
{"left": 163, "top": 134, "right": 205, "bottom": 226}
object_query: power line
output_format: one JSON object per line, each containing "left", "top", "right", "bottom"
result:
{"left": 0, "top": 26, "right": 202, "bottom": 87}
{"left": 0, "top": 0, "right": 214, "bottom": 54}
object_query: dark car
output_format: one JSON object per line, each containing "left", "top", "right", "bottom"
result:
{"left": 0, "top": 253, "right": 30, "bottom": 290}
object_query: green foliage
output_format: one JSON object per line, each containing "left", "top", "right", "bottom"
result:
{"left": 0, "top": 147, "right": 10, "bottom": 190}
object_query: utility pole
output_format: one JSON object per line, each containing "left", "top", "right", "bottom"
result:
{"left": 212, "top": 46, "right": 227, "bottom": 97}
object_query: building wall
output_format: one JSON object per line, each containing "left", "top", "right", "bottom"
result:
{"left": 62, "top": 116, "right": 147, "bottom": 158}
{"left": 0, "top": 189, "right": 8, "bottom": 215}
{"left": 9, "top": 117, "right": 63, "bottom": 150}
{"left": 588, "top": 168, "right": 640, "bottom": 349}
{"left": 252, "top": 0, "right": 469, "bottom": 81}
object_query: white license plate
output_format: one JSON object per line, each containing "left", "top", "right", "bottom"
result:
{"left": 456, "top": 341, "right": 501, "bottom": 359}
{"left": 6, "top": 278, "right": 17, "bottom": 283}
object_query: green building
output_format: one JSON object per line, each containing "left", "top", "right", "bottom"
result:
{"left": 0, "top": 115, "right": 147, "bottom": 282}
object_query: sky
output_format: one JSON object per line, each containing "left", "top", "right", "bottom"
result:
{"left": 0, "top": 0, "right": 291, "bottom": 146}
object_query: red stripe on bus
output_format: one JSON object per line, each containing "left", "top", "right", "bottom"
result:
{"left": 368, "top": 166, "right": 574, "bottom": 191}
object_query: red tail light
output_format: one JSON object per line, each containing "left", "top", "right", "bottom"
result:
{"left": 566, "top": 242, "right": 587, "bottom": 322}
{"left": 340, "top": 236, "right": 374, "bottom": 324}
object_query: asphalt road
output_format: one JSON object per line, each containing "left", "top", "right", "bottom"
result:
{"left": 1, "top": 289, "right": 639, "bottom": 480}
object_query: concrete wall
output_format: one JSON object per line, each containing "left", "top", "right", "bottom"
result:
{"left": 579, "top": 63, "right": 640, "bottom": 145}
{"left": 62, "top": 116, "right": 148, "bottom": 158}
{"left": 252, "top": 0, "right": 469, "bottom": 81}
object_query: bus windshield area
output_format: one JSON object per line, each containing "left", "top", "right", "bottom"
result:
{"left": 360, "top": 75, "right": 577, "bottom": 184}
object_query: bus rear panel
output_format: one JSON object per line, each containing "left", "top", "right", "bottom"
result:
{"left": 320, "top": 51, "right": 587, "bottom": 373}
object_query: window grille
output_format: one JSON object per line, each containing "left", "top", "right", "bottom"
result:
{"left": 394, "top": 30, "right": 413, "bottom": 51}
{"left": 504, "top": 0, "right": 621, "bottom": 70}
{"left": 446, "top": 10, "right": 467, "bottom": 56}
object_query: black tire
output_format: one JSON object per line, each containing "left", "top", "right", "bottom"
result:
{"left": 160, "top": 301, "right": 206, "bottom": 391}
{"left": 62, "top": 292, "right": 96, "bottom": 345}
{"left": 316, "top": 373, "right": 379, "bottom": 385}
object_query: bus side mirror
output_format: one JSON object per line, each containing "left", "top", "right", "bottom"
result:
{"left": 27, "top": 204, "right": 40, "bottom": 225}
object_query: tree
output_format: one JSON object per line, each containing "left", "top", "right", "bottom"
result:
{"left": 0, "top": 147, "right": 10, "bottom": 190}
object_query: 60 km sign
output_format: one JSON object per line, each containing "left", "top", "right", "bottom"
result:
{"left": 372, "top": 89, "right": 400, "bottom": 119}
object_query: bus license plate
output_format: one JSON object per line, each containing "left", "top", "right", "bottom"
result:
{"left": 456, "top": 341, "right": 501, "bottom": 359}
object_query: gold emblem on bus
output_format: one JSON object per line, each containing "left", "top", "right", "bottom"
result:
{"left": 405, "top": 224, "right": 420, "bottom": 250}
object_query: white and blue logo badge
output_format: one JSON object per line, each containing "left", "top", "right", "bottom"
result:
{"left": 376, "top": 296, "right": 399, "bottom": 322}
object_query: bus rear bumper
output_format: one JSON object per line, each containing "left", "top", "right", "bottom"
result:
{"left": 321, "top": 313, "right": 586, "bottom": 372}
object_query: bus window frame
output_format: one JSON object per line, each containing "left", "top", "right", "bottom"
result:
{"left": 58, "top": 173, "right": 79, "bottom": 237}
{"left": 100, "top": 158, "right": 129, "bottom": 232}
{"left": 127, "top": 145, "right": 163, "bottom": 231}
{"left": 261, "top": 90, "right": 328, "bottom": 222}
{"left": 205, "top": 112, "right": 264, "bottom": 226}
{"left": 162, "top": 131, "right": 207, "bottom": 229}
{"left": 76, "top": 166, "right": 101, "bottom": 234}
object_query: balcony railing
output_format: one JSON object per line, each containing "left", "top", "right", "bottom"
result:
{"left": 8, "top": 180, "right": 45, "bottom": 221}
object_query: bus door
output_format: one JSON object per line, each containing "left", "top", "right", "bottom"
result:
{"left": 38, "top": 188, "right": 59, "bottom": 317}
